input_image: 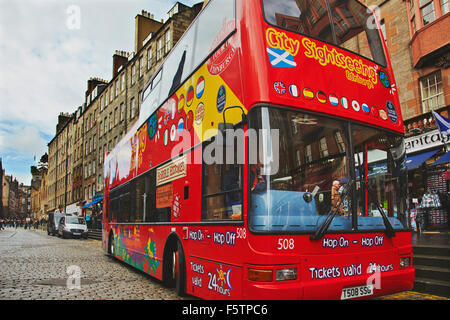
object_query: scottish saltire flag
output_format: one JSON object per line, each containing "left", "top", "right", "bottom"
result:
{"left": 432, "top": 111, "right": 450, "bottom": 137}
{"left": 267, "top": 48, "right": 296, "bottom": 67}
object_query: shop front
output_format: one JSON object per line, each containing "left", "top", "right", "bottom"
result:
{"left": 81, "top": 193, "right": 103, "bottom": 230}
{"left": 406, "top": 129, "right": 450, "bottom": 231}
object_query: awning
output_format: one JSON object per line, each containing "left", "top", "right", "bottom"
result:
{"left": 81, "top": 194, "right": 103, "bottom": 208}
{"left": 406, "top": 149, "right": 439, "bottom": 170}
{"left": 431, "top": 150, "right": 450, "bottom": 166}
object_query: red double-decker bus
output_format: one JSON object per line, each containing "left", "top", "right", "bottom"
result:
{"left": 102, "top": 0, "right": 414, "bottom": 299}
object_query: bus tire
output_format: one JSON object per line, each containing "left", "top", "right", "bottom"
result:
{"left": 163, "top": 239, "right": 186, "bottom": 296}
{"left": 108, "top": 232, "right": 114, "bottom": 257}
{"left": 175, "top": 241, "right": 186, "bottom": 297}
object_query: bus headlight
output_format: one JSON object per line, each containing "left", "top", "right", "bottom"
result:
{"left": 400, "top": 257, "right": 411, "bottom": 267}
{"left": 276, "top": 268, "right": 297, "bottom": 281}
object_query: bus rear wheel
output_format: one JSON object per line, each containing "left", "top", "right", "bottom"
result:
{"left": 108, "top": 232, "right": 114, "bottom": 257}
{"left": 164, "top": 241, "right": 186, "bottom": 296}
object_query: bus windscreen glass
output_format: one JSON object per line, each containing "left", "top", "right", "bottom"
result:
{"left": 262, "top": 0, "right": 387, "bottom": 66}
{"left": 248, "top": 107, "right": 408, "bottom": 233}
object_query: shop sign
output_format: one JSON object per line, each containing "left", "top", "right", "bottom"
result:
{"left": 405, "top": 129, "right": 449, "bottom": 154}
{"left": 156, "top": 155, "right": 187, "bottom": 186}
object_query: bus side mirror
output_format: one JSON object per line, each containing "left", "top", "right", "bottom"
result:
{"left": 218, "top": 106, "right": 248, "bottom": 135}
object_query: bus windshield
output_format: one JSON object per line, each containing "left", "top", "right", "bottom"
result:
{"left": 248, "top": 107, "right": 408, "bottom": 233}
{"left": 262, "top": 0, "right": 387, "bottom": 66}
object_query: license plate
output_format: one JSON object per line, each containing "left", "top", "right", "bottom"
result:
{"left": 341, "top": 285, "right": 373, "bottom": 300}
{"left": 73, "top": 233, "right": 81, "bottom": 236}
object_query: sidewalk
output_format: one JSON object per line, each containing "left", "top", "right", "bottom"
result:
{"left": 411, "top": 231, "right": 450, "bottom": 247}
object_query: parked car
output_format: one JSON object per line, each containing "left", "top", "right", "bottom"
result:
{"left": 47, "top": 211, "right": 65, "bottom": 236}
{"left": 58, "top": 216, "right": 88, "bottom": 239}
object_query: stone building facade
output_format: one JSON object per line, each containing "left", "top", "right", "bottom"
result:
{"left": 363, "top": 0, "right": 449, "bottom": 129}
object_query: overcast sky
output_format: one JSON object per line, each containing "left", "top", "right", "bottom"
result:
{"left": 0, "top": 0, "right": 201, "bottom": 185}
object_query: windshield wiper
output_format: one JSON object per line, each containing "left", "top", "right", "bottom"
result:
{"left": 364, "top": 182, "right": 396, "bottom": 238}
{"left": 310, "top": 180, "right": 353, "bottom": 241}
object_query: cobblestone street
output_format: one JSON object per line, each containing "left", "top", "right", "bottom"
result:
{"left": 0, "top": 228, "right": 448, "bottom": 301}
{"left": 0, "top": 228, "right": 186, "bottom": 300}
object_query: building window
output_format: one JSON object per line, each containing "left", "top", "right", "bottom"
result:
{"left": 305, "top": 144, "right": 312, "bottom": 163}
{"left": 139, "top": 56, "right": 144, "bottom": 78}
{"left": 409, "top": 0, "right": 417, "bottom": 32}
{"left": 165, "top": 29, "right": 171, "bottom": 55}
{"left": 121, "top": 73, "right": 125, "bottom": 92}
{"left": 443, "top": 0, "right": 450, "bottom": 14}
{"left": 110, "top": 84, "right": 114, "bottom": 102}
{"left": 147, "top": 46, "right": 153, "bottom": 70}
{"left": 130, "top": 97, "right": 136, "bottom": 119}
{"left": 120, "top": 102, "right": 125, "bottom": 122}
{"left": 420, "top": 0, "right": 436, "bottom": 25}
{"left": 157, "top": 37, "right": 163, "bottom": 61}
{"left": 334, "top": 131, "right": 346, "bottom": 154}
{"left": 115, "top": 79, "right": 119, "bottom": 97}
{"left": 131, "top": 63, "right": 136, "bottom": 85}
{"left": 420, "top": 71, "right": 444, "bottom": 112}
{"left": 319, "top": 137, "right": 329, "bottom": 158}
{"left": 295, "top": 149, "right": 301, "bottom": 168}
{"left": 114, "top": 107, "right": 119, "bottom": 126}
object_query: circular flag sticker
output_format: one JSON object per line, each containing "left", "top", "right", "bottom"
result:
{"left": 379, "top": 71, "right": 390, "bottom": 88}
{"left": 195, "top": 102, "right": 205, "bottom": 125}
{"left": 170, "top": 124, "right": 177, "bottom": 142}
{"left": 169, "top": 98, "right": 176, "bottom": 120}
{"left": 352, "top": 100, "right": 360, "bottom": 112}
{"left": 379, "top": 109, "right": 388, "bottom": 120}
{"left": 163, "top": 129, "right": 169, "bottom": 146}
{"left": 317, "top": 91, "right": 327, "bottom": 103}
{"left": 196, "top": 76, "right": 205, "bottom": 99}
{"left": 303, "top": 87, "right": 314, "bottom": 100}
{"left": 362, "top": 103, "right": 370, "bottom": 113}
{"left": 178, "top": 94, "right": 185, "bottom": 113}
{"left": 289, "top": 84, "right": 299, "bottom": 98}
{"left": 274, "top": 81, "right": 286, "bottom": 95}
{"left": 386, "top": 101, "right": 398, "bottom": 123}
{"left": 177, "top": 117, "right": 184, "bottom": 133}
{"left": 217, "top": 85, "right": 226, "bottom": 112}
{"left": 186, "top": 110, "right": 194, "bottom": 131}
{"left": 329, "top": 94, "right": 339, "bottom": 106}
{"left": 186, "top": 86, "right": 194, "bottom": 106}
{"left": 148, "top": 113, "right": 158, "bottom": 140}
{"left": 341, "top": 97, "right": 349, "bottom": 109}
{"left": 371, "top": 106, "right": 379, "bottom": 118}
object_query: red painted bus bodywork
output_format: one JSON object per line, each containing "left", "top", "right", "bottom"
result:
{"left": 102, "top": 0, "right": 414, "bottom": 300}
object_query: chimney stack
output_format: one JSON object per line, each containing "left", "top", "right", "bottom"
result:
{"left": 113, "top": 50, "right": 130, "bottom": 78}
{"left": 134, "top": 10, "right": 163, "bottom": 53}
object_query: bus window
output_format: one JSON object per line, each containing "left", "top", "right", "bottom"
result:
{"left": 108, "top": 182, "right": 135, "bottom": 223}
{"left": 352, "top": 125, "right": 408, "bottom": 230}
{"left": 248, "top": 107, "right": 352, "bottom": 232}
{"left": 202, "top": 134, "right": 243, "bottom": 221}
{"left": 135, "top": 175, "right": 145, "bottom": 222}
{"left": 262, "top": 0, "right": 387, "bottom": 66}
{"left": 329, "top": 0, "right": 387, "bottom": 67}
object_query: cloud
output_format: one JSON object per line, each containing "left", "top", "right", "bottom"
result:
{"left": 0, "top": 0, "right": 200, "bottom": 185}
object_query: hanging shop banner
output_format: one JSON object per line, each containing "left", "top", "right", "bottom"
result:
{"left": 156, "top": 155, "right": 187, "bottom": 186}
{"left": 405, "top": 129, "right": 450, "bottom": 154}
